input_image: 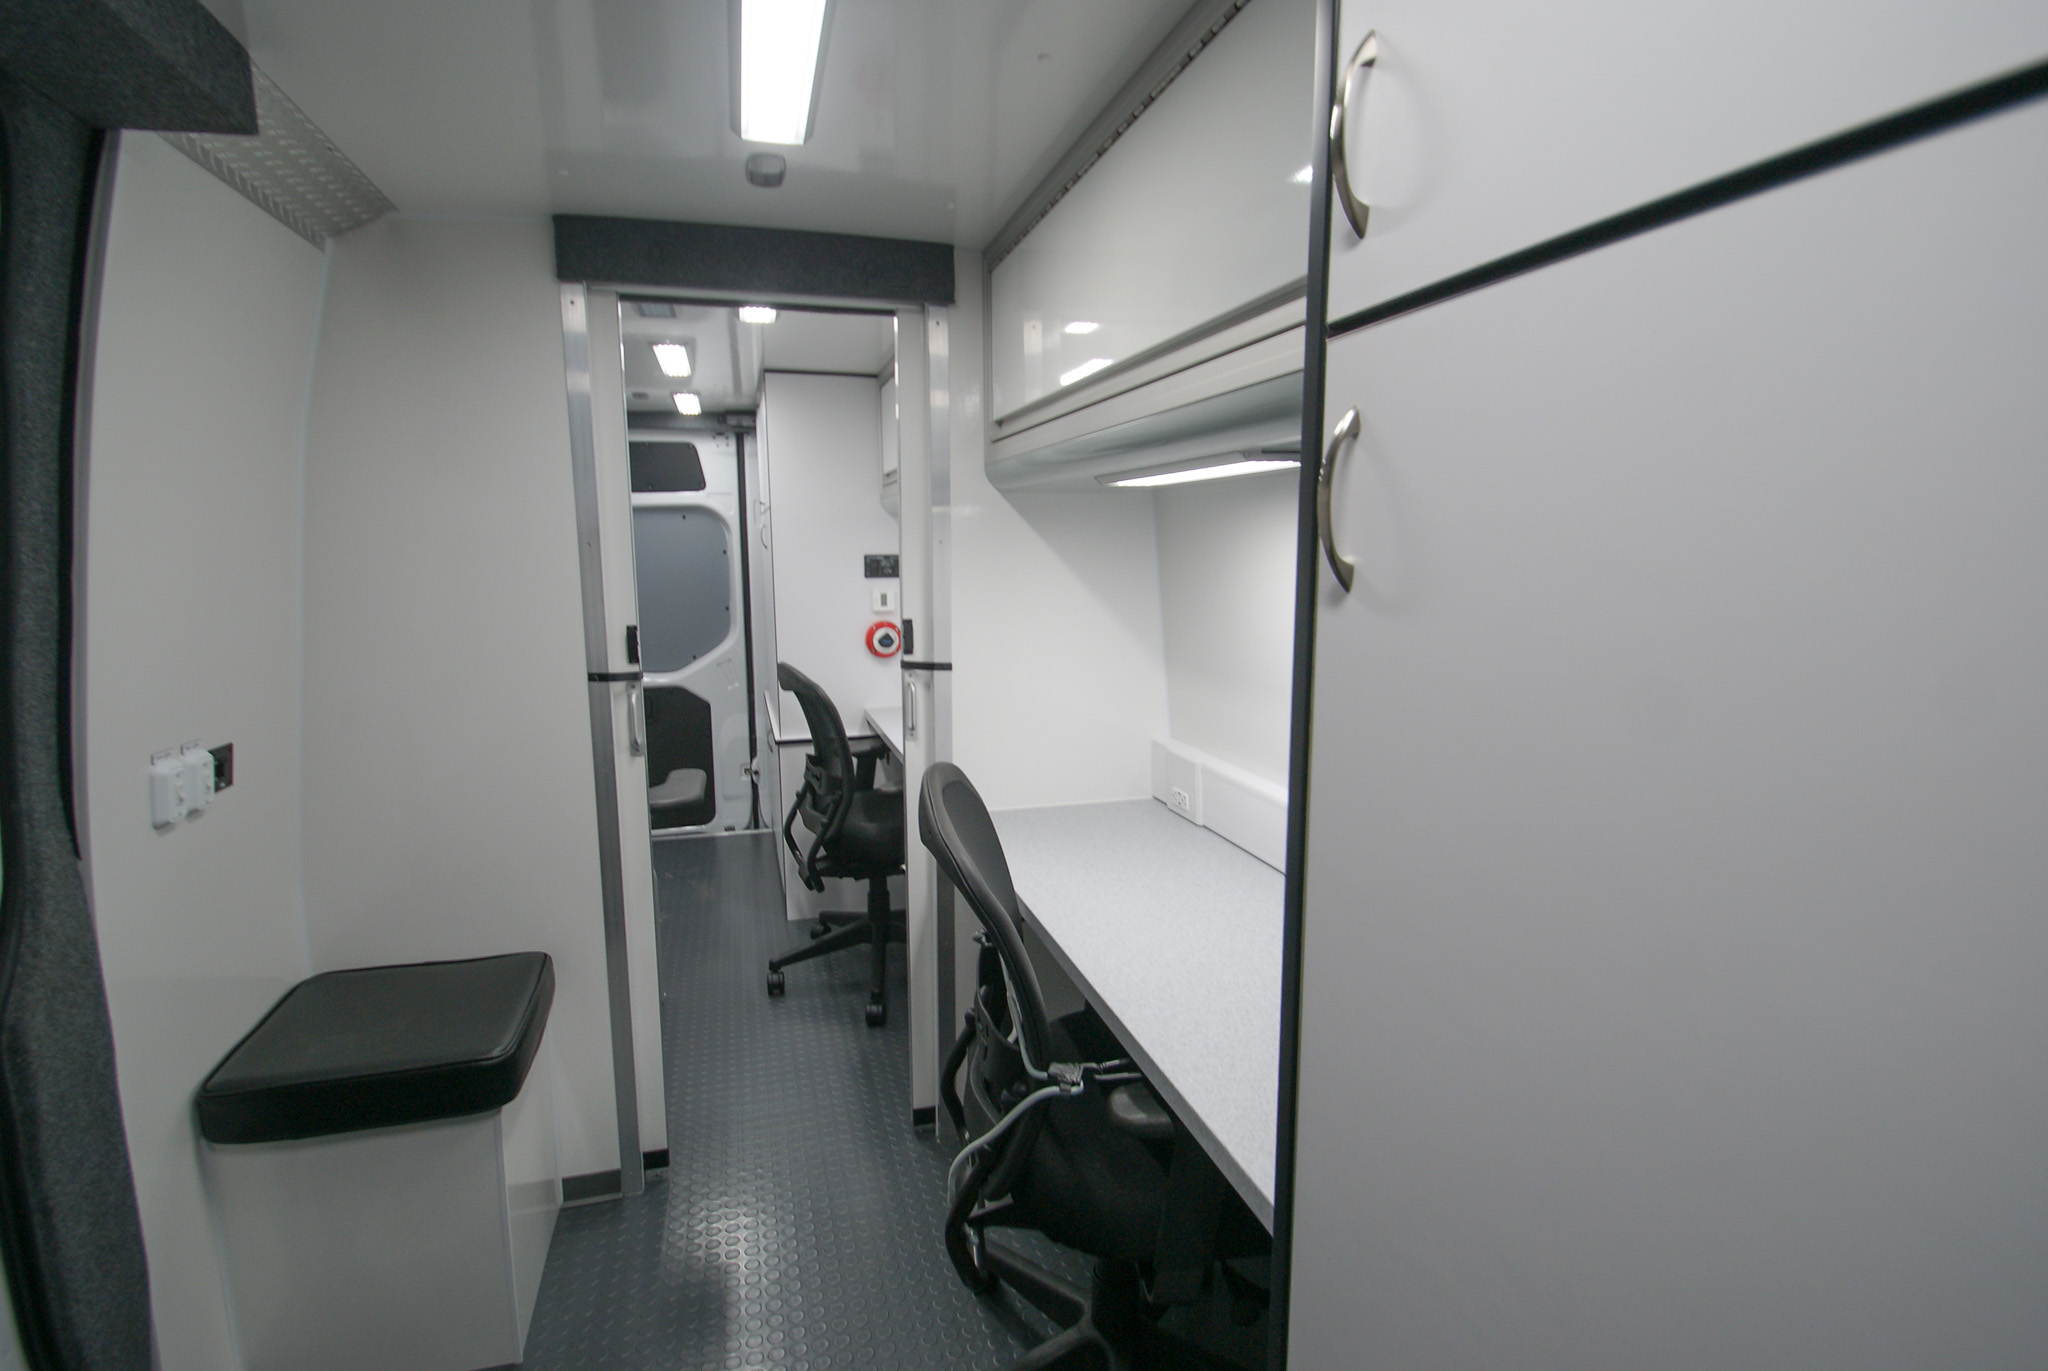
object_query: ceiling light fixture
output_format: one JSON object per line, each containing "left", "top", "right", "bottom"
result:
{"left": 1100, "top": 454, "right": 1299, "bottom": 488}
{"left": 1059, "top": 357, "right": 1114, "bottom": 387}
{"left": 736, "top": 0, "right": 833, "bottom": 146}
{"left": 652, "top": 342, "right": 692, "bottom": 377}
{"left": 737, "top": 305, "right": 778, "bottom": 324}
{"left": 1063, "top": 321, "right": 1100, "bottom": 335}
{"left": 674, "top": 392, "right": 703, "bottom": 415}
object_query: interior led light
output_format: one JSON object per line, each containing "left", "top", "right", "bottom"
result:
{"left": 1292, "top": 164, "right": 1314, "bottom": 184}
{"left": 1063, "top": 321, "right": 1100, "bottom": 335}
{"left": 738, "top": 0, "right": 832, "bottom": 145}
{"left": 738, "top": 305, "right": 778, "bottom": 324}
{"left": 1059, "top": 357, "right": 1114, "bottom": 387}
{"left": 1102, "top": 458, "right": 1298, "bottom": 489}
{"left": 652, "top": 342, "right": 691, "bottom": 377}
{"left": 674, "top": 392, "right": 703, "bottom": 415}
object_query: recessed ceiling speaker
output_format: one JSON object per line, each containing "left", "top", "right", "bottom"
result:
{"left": 745, "top": 153, "right": 787, "bottom": 188}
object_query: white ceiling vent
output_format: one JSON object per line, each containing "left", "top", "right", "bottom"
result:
{"left": 159, "top": 65, "right": 395, "bottom": 247}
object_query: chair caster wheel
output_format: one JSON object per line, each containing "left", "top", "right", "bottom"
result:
{"left": 865, "top": 998, "right": 886, "bottom": 1028}
{"left": 766, "top": 971, "right": 785, "bottom": 996}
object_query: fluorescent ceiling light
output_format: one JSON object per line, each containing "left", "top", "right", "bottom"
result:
{"left": 674, "top": 392, "right": 703, "bottom": 415}
{"left": 1102, "top": 457, "right": 1298, "bottom": 489}
{"left": 1059, "top": 357, "right": 1114, "bottom": 387}
{"left": 652, "top": 342, "right": 691, "bottom": 377}
{"left": 1063, "top": 321, "right": 1100, "bottom": 335}
{"left": 1292, "top": 164, "right": 1314, "bottom": 184}
{"left": 737, "top": 305, "right": 778, "bottom": 324}
{"left": 738, "top": 0, "right": 832, "bottom": 145}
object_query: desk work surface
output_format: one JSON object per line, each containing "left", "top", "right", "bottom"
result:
{"left": 864, "top": 705, "right": 904, "bottom": 759}
{"left": 990, "top": 799, "right": 1283, "bottom": 1228}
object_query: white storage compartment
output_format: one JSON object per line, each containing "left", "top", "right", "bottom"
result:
{"left": 1327, "top": 0, "right": 2048, "bottom": 319}
{"left": 198, "top": 955, "right": 561, "bottom": 1371}
{"left": 989, "top": 0, "right": 1316, "bottom": 438}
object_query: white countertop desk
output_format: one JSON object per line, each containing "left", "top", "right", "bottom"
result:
{"left": 863, "top": 705, "right": 904, "bottom": 760}
{"left": 990, "top": 799, "right": 1283, "bottom": 1229}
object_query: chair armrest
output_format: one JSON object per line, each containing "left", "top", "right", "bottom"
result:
{"left": 849, "top": 734, "right": 887, "bottom": 789}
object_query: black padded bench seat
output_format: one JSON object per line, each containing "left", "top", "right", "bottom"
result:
{"left": 198, "top": 953, "right": 554, "bottom": 1146}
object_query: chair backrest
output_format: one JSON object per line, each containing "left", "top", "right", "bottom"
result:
{"left": 777, "top": 662, "right": 853, "bottom": 836}
{"left": 917, "top": 762, "right": 1054, "bottom": 1072}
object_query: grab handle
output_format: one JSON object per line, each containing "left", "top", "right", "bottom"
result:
{"left": 1329, "top": 31, "right": 1379, "bottom": 239}
{"left": 1318, "top": 408, "right": 1360, "bottom": 593}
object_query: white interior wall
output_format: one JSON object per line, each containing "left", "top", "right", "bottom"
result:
{"left": 760, "top": 371, "right": 900, "bottom": 733}
{"left": 296, "top": 217, "right": 635, "bottom": 1179}
{"left": 77, "top": 133, "right": 326, "bottom": 1371}
{"left": 759, "top": 371, "right": 902, "bottom": 920}
{"left": 951, "top": 251, "right": 1170, "bottom": 811}
{"left": 1152, "top": 468, "right": 1300, "bottom": 786}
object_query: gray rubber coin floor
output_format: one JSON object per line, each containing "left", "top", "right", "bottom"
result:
{"left": 517, "top": 831, "right": 1078, "bottom": 1370}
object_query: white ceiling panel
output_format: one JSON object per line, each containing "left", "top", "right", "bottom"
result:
{"left": 226, "top": 0, "right": 1192, "bottom": 246}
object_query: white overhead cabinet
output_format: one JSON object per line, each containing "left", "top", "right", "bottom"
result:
{"left": 1326, "top": 0, "right": 2048, "bottom": 319}
{"left": 1288, "top": 80, "right": 2048, "bottom": 1369}
{"left": 986, "top": 0, "right": 1316, "bottom": 485}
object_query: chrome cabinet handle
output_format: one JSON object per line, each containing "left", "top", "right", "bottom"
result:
{"left": 1318, "top": 408, "right": 1360, "bottom": 593}
{"left": 627, "top": 682, "right": 645, "bottom": 756}
{"left": 1329, "top": 30, "right": 1379, "bottom": 239}
{"left": 904, "top": 676, "right": 918, "bottom": 742}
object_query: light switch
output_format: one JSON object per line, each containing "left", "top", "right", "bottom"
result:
{"left": 871, "top": 585, "right": 898, "bottom": 613}
{"left": 149, "top": 752, "right": 184, "bottom": 828}
{"left": 150, "top": 742, "right": 219, "bottom": 828}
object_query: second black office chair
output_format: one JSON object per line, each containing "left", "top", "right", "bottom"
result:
{"left": 922, "top": 762, "right": 1269, "bottom": 1370}
{"left": 766, "top": 663, "right": 906, "bottom": 1027}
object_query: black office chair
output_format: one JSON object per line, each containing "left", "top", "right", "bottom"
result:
{"left": 766, "top": 663, "right": 906, "bottom": 1027}
{"left": 921, "top": 762, "right": 1269, "bottom": 1370}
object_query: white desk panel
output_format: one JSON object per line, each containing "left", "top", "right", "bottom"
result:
{"left": 863, "top": 705, "right": 904, "bottom": 761}
{"left": 992, "top": 800, "right": 1283, "bottom": 1227}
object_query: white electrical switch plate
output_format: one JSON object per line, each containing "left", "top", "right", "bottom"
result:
{"left": 151, "top": 743, "right": 217, "bottom": 828}
{"left": 181, "top": 743, "right": 215, "bottom": 814}
{"left": 871, "top": 585, "right": 897, "bottom": 613}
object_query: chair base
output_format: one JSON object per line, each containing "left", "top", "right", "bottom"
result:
{"left": 978, "top": 1240, "right": 1247, "bottom": 1371}
{"left": 765, "top": 873, "right": 906, "bottom": 1025}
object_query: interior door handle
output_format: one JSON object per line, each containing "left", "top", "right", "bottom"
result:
{"left": 1330, "top": 30, "right": 1379, "bottom": 239}
{"left": 903, "top": 676, "right": 918, "bottom": 742}
{"left": 627, "top": 682, "right": 645, "bottom": 756}
{"left": 1318, "top": 408, "right": 1360, "bottom": 593}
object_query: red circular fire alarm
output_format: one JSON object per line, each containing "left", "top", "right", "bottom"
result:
{"left": 866, "top": 621, "right": 902, "bottom": 658}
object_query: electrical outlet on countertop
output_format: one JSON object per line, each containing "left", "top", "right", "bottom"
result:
{"left": 1170, "top": 786, "right": 1193, "bottom": 815}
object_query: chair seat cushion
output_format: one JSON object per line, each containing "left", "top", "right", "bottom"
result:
{"left": 197, "top": 953, "right": 553, "bottom": 1145}
{"left": 648, "top": 767, "right": 707, "bottom": 808}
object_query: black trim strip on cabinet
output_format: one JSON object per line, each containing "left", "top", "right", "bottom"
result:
{"left": 587, "top": 670, "right": 644, "bottom": 683}
{"left": 1327, "top": 53, "right": 2048, "bottom": 342}
{"left": 1269, "top": 1, "right": 1341, "bottom": 1366}
{"left": 899, "top": 660, "right": 952, "bottom": 672}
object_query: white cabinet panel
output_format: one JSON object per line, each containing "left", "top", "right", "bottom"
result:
{"left": 989, "top": 0, "right": 1316, "bottom": 424}
{"left": 1327, "top": 0, "right": 2048, "bottom": 320}
{"left": 1290, "top": 99, "right": 2048, "bottom": 1367}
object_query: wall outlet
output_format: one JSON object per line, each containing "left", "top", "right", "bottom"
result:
{"left": 1169, "top": 786, "right": 1194, "bottom": 815}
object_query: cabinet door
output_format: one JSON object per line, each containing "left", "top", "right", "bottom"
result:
{"left": 1326, "top": 0, "right": 2048, "bottom": 320}
{"left": 1289, "top": 98, "right": 2048, "bottom": 1368}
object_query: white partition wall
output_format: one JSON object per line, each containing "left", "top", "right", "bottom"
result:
{"left": 299, "top": 217, "right": 660, "bottom": 1182}
{"left": 758, "top": 370, "right": 904, "bottom": 925}
{"left": 77, "top": 132, "right": 327, "bottom": 1371}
